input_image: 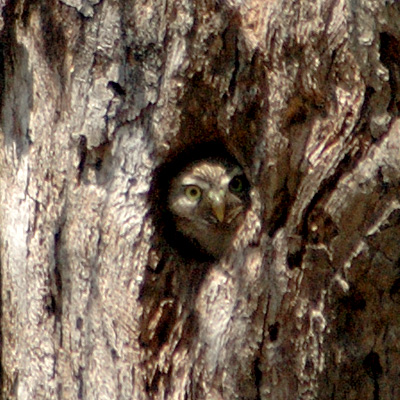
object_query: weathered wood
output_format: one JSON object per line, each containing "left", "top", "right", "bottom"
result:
{"left": 1, "top": 0, "right": 400, "bottom": 399}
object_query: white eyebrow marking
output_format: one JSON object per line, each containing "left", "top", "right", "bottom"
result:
{"left": 228, "top": 166, "right": 243, "bottom": 179}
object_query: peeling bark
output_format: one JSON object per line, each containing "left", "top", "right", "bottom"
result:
{"left": 1, "top": 0, "right": 400, "bottom": 399}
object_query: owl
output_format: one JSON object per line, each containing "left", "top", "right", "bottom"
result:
{"left": 168, "top": 158, "right": 249, "bottom": 258}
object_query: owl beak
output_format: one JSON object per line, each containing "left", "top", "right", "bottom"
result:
{"left": 212, "top": 201, "right": 225, "bottom": 223}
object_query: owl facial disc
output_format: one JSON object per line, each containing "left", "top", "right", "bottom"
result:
{"left": 167, "top": 158, "right": 250, "bottom": 258}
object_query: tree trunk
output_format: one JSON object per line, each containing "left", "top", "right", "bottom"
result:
{"left": 1, "top": 0, "right": 400, "bottom": 398}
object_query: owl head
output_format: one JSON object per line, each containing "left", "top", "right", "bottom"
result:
{"left": 167, "top": 158, "right": 250, "bottom": 258}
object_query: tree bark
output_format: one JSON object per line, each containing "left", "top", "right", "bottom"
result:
{"left": 1, "top": 0, "right": 400, "bottom": 399}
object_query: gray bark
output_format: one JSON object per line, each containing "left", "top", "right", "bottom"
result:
{"left": 1, "top": 0, "right": 400, "bottom": 399}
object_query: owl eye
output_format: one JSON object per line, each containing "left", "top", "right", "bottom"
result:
{"left": 185, "top": 185, "right": 202, "bottom": 201}
{"left": 229, "top": 176, "right": 245, "bottom": 193}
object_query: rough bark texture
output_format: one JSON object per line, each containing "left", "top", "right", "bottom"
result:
{"left": 1, "top": 0, "right": 400, "bottom": 399}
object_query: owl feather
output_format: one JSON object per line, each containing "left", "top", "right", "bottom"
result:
{"left": 168, "top": 159, "right": 249, "bottom": 258}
